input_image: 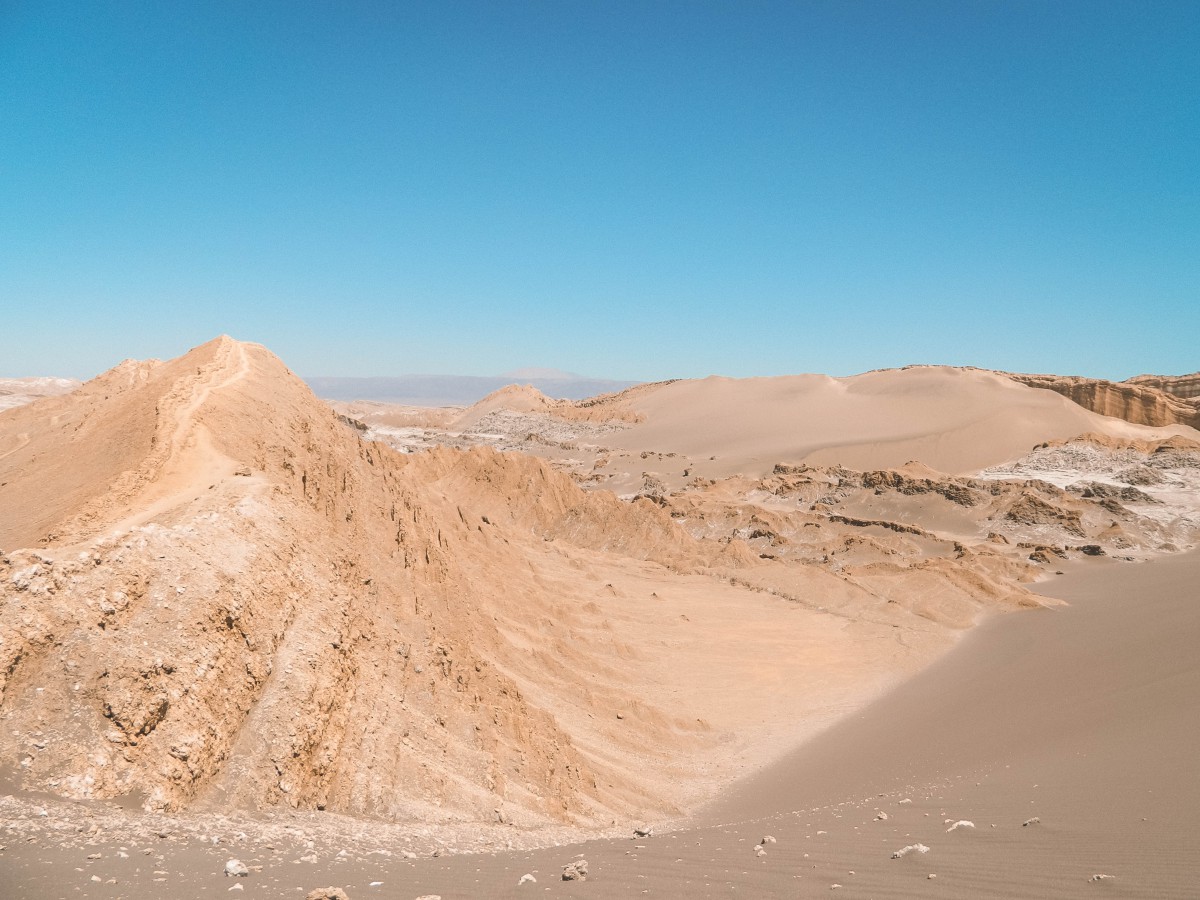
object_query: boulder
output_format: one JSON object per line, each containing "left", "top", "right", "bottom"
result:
{"left": 224, "top": 859, "right": 249, "bottom": 878}
{"left": 562, "top": 859, "right": 588, "bottom": 881}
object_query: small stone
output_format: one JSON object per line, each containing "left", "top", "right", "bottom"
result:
{"left": 90, "top": 875, "right": 101, "bottom": 882}
{"left": 928, "top": 874, "right": 937, "bottom": 880}
{"left": 875, "top": 811, "right": 888, "bottom": 821}
{"left": 1089, "top": 874, "right": 1115, "bottom": 883}
{"left": 224, "top": 859, "right": 249, "bottom": 877}
{"left": 229, "top": 886, "right": 244, "bottom": 893}
{"left": 562, "top": 859, "right": 588, "bottom": 882}
{"left": 633, "top": 825, "right": 652, "bottom": 838}
{"left": 304, "top": 890, "right": 350, "bottom": 900}
{"left": 518, "top": 873, "right": 536, "bottom": 885}
{"left": 762, "top": 834, "right": 777, "bottom": 844}
{"left": 1023, "top": 817, "right": 1040, "bottom": 826}
{"left": 892, "top": 843, "right": 931, "bottom": 859}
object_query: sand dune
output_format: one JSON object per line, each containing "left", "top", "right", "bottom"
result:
{"left": 353, "top": 366, "right": 1200, "bottom": 507}
{"left": 605, "top": 366, "right": 1199, "bottom": 477}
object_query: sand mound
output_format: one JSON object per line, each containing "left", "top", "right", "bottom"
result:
{"left": 449, "top": 382, "right": 651, "bottom": 432}
{"left": 597, "top": 366, "right": 1199, "bottom": 477}
{"left": 352, "top": 368, "right": 1200, "bottom": 495}
{"left": 449, "top": 384, "right": 562, "bottom": 430}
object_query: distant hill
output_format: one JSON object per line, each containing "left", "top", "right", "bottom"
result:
{"left": 499, "top": 367, "right": 583, "bottom": 380}
{"left": 0, "top": 376, "right": 81, "bottom": 411}
{"left": 304, "top": 373, "right": 641, "bottom": 406}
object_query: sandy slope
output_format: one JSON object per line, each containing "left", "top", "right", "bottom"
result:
{"left": 360, "top": 367, "right": 1200, "bottom": 498}
{"left": 606, "top": 366, "right": 1200, "bottom": 477}
{"left": 4, "top": 551, "right": 1193, "bottom": 898}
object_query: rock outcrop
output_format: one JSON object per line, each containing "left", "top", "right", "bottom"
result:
{"left": 1009, "top": 372, "right": 1200, "bottom": 430}
{"left": 1126, "top": 371, "right": 1200, "bottom": 400}
{"left": 0, "top": 338, "right": 620, "bottom": 825}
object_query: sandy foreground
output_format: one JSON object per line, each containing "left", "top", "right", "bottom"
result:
{"left": 3, "top": 549, "right": 1195, "bottom": 899}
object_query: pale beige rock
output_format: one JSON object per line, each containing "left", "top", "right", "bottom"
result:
{"left": 305, "top": 890, "right": 350, "bottom": 900}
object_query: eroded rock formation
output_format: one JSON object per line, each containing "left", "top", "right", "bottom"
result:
{"left": 1010, "top": 372, "right": 1200, "bottom": 429}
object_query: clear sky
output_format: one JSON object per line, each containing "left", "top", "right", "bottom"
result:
{"left": 2, "top": 1, "right": 1197, "bottom": 381}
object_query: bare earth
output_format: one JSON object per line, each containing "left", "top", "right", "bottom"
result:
{"left": 1, "top": 338, "right": 1197, "bottom": 898}
{"left": 3, "top": 550, "right": 1195, "bottom": 899}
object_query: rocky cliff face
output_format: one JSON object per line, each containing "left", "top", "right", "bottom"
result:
{"left": 1009, "top": 372, "right": 1200, "bottom": 430}
{"left": 1, "top": 338, "right": 630, "bottom": 825}
{"left": 1126, "top": 371, "right": 1200, "bottom": 401}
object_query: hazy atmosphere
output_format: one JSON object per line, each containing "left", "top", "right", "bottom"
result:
{"left": 3, "top": 0, "right": 1197, "bottom": 380}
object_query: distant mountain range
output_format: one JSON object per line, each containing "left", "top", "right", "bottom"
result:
{"left": 303, "top": 372, "right": 641, "bottom": 406}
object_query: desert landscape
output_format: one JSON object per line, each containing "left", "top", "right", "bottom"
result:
{"left": 6, "top": 3, "right": 1197, "bottom": 897}
{"left": 1, "top": 336, "right": 1198, "bottom": 898}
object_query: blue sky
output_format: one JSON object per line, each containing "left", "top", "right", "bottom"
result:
{"left": 2, "top": 1, "right": 1196, "bottom": 380}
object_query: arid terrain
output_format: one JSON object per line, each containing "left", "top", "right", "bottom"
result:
{"left": 0, "top": 377, "right": 81, "bottom": 413}
{"left": 2, "top": 338, "right": 1198, "bottom": 898}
